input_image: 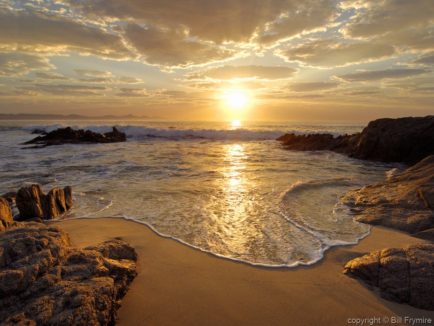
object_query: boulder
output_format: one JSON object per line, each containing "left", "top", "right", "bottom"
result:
{"left": 0, "top": 198, "right": 13, "bottom": 232}
{"left": 0, "top": 223, "right": 137, "bottom": 325}
{"left": 342, "top": 155, "right": 434, "bottom": 235}
{"left": 24, "top": 126, "right": 126, "bottom": 147}
{"left": 1, "top": 192, "right": 16, "bottom": 206}
{"left": 344, "top": 244, "right": 434, "bottom": 310}
{"left": 277, "top": 116, "right": 434, "bottom": 164}
{"left": 16, "top": 184, "right": 73, "bottom": 220}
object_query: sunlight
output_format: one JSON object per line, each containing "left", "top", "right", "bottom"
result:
{"left": 231, "top": 119, "right": 241, "bottom": 128}
{"left": 222, "top": 89, "right": 249, "bottom": 110}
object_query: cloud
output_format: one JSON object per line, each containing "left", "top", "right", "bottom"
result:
{"left": 414, "top": 53, "right": 434, "bottom": 65}
{"left": 74, "top": 69, "right": 113, "bottom": 78}
{"left": 0, "top": 52, "right": 53, "bottom": 76}
{"left": 342, "top": 1, "right": 434, "bottom": 52}
{"left": 337, "top": 68, "right": 430, "bottom": 82}
{"left": 188, "top": 65, "right": 296, "bottom": 80}
{"left": 0, "top": 10, "right": 131, "bottom": 58}
{"left": 118, "top": 76, "right": 143, "bottom": 84}
{"left": 116, "top": 87, "right": 147, "bottom": 97}
{"left": 67, "top": 0, "right": 336, "bottom": 44}
{"left": 343, "top": 0, "right": 434, "bottom": 39}
{"left": 277, "top": 40, "right": 394, "bottom": 67}
{"left": 34, "top": 71, "right": 68, "bottom": 80}
{"left": 22, "top": 84, "right": 106, "bottom": 96}
{"left": 289, "top": 81, "right": 339, "bottom": 92}
{"left": 123, "top": 24, "right": 235, "bottom": 67}
{"left": 74, "top": 69, "right": 142, "bottom": 84}
{"left": 256, "top": 0, "right": 336, "bottom": 44}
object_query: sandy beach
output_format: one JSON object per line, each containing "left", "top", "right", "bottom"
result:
{"left": 55, "top": 217, "right": 434, "bottom": 326}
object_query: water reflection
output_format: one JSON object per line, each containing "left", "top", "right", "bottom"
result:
{"left": 225, "top": 143, "right": 245, "bottom": 191}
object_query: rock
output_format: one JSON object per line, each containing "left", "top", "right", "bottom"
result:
{"left": 342, "top": 155, "right": 434, "bottom": 235}
{"left": 23, "top": 126, "right": 126, "bottom": 147}
{"left": 16, "top": 185, "right": 44, "bottom": 220}
{"left": 343, "top": 244, "right": 434, "bottom": 310}
{"left": 0, "top": 223, "right": 137, "bottom": 325}
{"left": 64, "top": 186, "right": 73, "bottom": 210}
{"left": 0, "top": 198, "right": 13, "bottom": 232}
{"left": 278, "top": 116, "right": 434, "bottom": 164}
{"left": 16, "top": 184, "right": 73, "bottom": 220}
{"left": 1, "top": 192, "right": 16, "bottom": 206}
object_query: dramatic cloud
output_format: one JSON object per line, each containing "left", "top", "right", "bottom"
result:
{"left": 0, "top": 52, "right": 52, "bottom": 76}
{"left": 278, "top": 40, "right": 394, "bottom": 67}
{"left": 67, "top": 0, "right": 336, "bottom": 44}
{"left": 0, "top": 10, "right": 131, "bottom": 58}
{"left": 342, "top": 0, "right": 434, "bottom": 52}
{"left": 344, "top": 0, "right": 434, "bottom": 38}
{"left": 255, "top": 0, "right": 336, "bottom": 44}
{"left": 289, "top": 81, "right": 339, "bottom": 92}
{"left": 123, "top": 24, "right": 235, "bottom": 67}
{"left": 338, "top": 68, "right": 430, "bottom": 82}
{"left": 188, "top": 65, "right": 296, "bottom": 80}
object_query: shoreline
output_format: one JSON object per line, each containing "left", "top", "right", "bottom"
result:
{"left": 55, "top": 217, "right": 434, "bottom": 326}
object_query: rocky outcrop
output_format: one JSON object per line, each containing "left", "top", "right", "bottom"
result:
{"left": 24, "top": 126, "right": 126, "bottom": 147}
{"left": 16, "top": 184, "right": 73, "bottom": 220}
{"left": 342, "top": 155, "right": 434, "bottom": 238}
{"left": 277, "top": 116, "right": 434, "bottom": 164}
{"left": 343, "top": 244, "right": 434, "bottom": 310}
{"left": 0, "top": 223, "right": 137, "bottom": 325}
{"left": 0, "top": 198, "right": 13, "bottom": 232}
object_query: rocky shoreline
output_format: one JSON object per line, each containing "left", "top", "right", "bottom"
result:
{"left": 277, "top": 116, "right": 434, "bottom": 310}
{"left": 0, "top": 116, "right": 433, "bottom": 324}
{"left": 277, "top": 115, "right": 434, "bottom": 164}
{"left": 0, "top": 185, "right": 138, "bottom": 325}
{"left": 0, "top": 223, "right": 137, "bottom": 325}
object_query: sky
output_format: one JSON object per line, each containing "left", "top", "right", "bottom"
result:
{"left": 0, "top": 0, "right": 433, "bottom": 121}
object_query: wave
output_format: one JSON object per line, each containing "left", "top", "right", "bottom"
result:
{"left": 22, "top": 124, "right": 342, "bottom": 141}
{"left": 279, "top": 178, "right": 371, "bottom": 247}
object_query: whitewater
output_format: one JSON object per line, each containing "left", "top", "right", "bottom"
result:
{"left": 0, "top": 120, "right": 396, "bottom": 267}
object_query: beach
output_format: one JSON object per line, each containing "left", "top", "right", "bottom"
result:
{"left": 56, "top": 217, "right": 434, "bottom": 326}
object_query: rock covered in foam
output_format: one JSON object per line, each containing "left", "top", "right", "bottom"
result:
{"left": 342, "top": 155, "right": 434, "bottom": 237}
{"left": 344, "top": 244, "right": 434, "bottom": 310}
{"left": 23, "top": 126, "right": 126, "bottom": 147}
{"left": 0, "top": 223, "right": 137, "bottom": 325}
{"left": 16, "top": 184, "right": 73, "bottom": 220}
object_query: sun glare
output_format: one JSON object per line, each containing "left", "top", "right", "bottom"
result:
{"left": 231, "top": 119, "right": 241, "bottom": 128}
{"left": 223, "top": 89, "right": 249, "bottom": 110}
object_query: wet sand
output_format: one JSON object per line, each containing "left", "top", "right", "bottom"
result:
{"left": 56, "top": 217, "right": 434, "bottom": 326}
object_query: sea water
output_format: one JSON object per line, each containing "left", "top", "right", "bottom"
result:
{"left": 0, "top": 120, "right": 395, "bottom": 267}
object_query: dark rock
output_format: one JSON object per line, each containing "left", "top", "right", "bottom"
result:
{"left": 0, "top": 223, "right": 137, "bottom": 325}
{"left": 64, "top": 186, "right": 73, "bottom": 210}
{"left": 31, "top": 128, "right": 47, "bottom": 135}
{"left": 15, "top": 185, "right": 44, "bottom": 219}
{"left": 344, "top": 244, "right": 434, "bottom": 310}
{"left": 278, "top": 116, "right": 434, "bottom": 164}
{"left": 16, "top": 184, "right": 73, "bottom": 220}
{"left": 24, "top": 126, "right": 126, "bottom": 147}
{"left": 1, "top": 192, "right": 16, "bottom": 206}
{"left": 0, "top": 198, "right": 13, "bottom": 232}
{"left": 342, "top": 155, "right": 434, "bottom": 235}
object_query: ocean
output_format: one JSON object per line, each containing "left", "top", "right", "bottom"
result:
{"left": 0, "top": 120, "right": 397, "bottom": 267}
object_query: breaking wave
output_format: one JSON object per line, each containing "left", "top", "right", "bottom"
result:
{"left": 23, "top": 124, "right": 343, "bottom": 141}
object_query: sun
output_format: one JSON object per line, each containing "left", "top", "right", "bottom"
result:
{"left": 222, "top": 89, "right": 249, "bottom": 110}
